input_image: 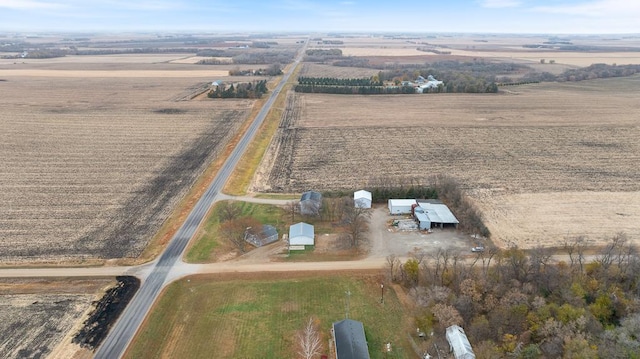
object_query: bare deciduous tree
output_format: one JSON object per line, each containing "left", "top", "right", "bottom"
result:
{"left": 218, "top": 216, "right": 261, "bottom": 253}
{"left": 218, "top": 201, "right": 241, "bottom": 223}
{"left": 342, "top": 203, "right": 371, "bottom": 250}
{"left": 297, "top": 317, "right": 322, "bottom": 359}
{"left": 285, "top": 200, "right": 299, "bottom": 223}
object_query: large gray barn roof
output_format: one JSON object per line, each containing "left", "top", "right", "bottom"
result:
{"left": 333, "top": 319, "right": 370, "bottom": 359}
{"left": 418, "top": 201, "right": 459, "bottom": 224}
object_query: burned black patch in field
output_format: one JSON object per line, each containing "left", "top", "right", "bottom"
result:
{"left": 73, "top": 110, "right": 243, "bottom": 259}
{"left": 72, "top": 276, "right": 140, "bottom": 350}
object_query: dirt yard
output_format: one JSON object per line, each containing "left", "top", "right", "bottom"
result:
{"left": 253, "top": 76, "right": 640, "bottom": 248}
{"left": 0, "top": 68, "right": 252, "bottom": 264}
{"left": 0, "top": 278, "right": 113, "bottom": 359}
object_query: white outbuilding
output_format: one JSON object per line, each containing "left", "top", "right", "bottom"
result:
{"left": 288, "top": 222, "right": 315, "bottom": 246}
{"left": 446, "top": 325, "right": 475, "bottom": 359}
{"left": 354, "top": 190, "right": 372, "bottom": 209}
{"left": 388, "top": 199, "right": 417, "bottom": 215}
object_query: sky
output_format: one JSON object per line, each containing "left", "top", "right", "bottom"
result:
{"left": 0, "top": 0, "right": 639, "bottom": 34}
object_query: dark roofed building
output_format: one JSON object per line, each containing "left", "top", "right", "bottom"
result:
{"left": 332, "top": 319, "right": 370, "bottom": 359}
{"left": 300, "top": 190, "right": 322, "bottom": 216}
{"left": 244, "top": 224, "right": 278, "bottom": 248}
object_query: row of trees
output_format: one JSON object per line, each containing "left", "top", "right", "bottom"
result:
{"left": 294, "top": 84, "right": 422, "bottom": 95}
{"left": 389, "top": 233, "right": 640, "bottom": 358}
{"left": 196, "top": 50, "right": 295, "bottom": 65}
{"left": 207, "top": 80, "right": 269, "bottom": 99}
{"left": 298, "top": 76, "right": 383, "bottom": 87}
{"left": 229, "top": 64, "right": 282, "bottom": 76}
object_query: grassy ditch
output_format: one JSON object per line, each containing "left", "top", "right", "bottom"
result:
{"left": 125, "top": 274, "right": 412, "bottom": 359}
{"left": 223, "top": 65, "right": 303, "bottom": 196}
{"left": 184, "top": 201, "right": 286, "bottom": 263}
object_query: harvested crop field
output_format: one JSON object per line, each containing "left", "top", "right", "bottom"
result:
{"left": 0, "top": 72, "right": 252, "bottom": 263}
{"left": 254, "top": 76, "right": 640, "bottom": 247}
{"left": 0, "top": 278, "right": 113, "bottom": 359}
{"left": 299, "top": 63, "right": 378, "bottom": 78}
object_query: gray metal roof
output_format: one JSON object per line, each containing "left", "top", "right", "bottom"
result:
{"left": 446, "top": 325, "right": 475, "bottom": 359}
{"left": 415, "top": 212, "right": 430, "bottom": 223}
{"left": 301, "top": 191, "right": 322, "bottom": 203}
{"left": 333, "top": 319, "right": 370, "bottom": 359}
{"left": 418, "top": 202, "right": 459, "bottom": 224}
{"left": 289, "top": 222, "right": 314, "bottom": 239}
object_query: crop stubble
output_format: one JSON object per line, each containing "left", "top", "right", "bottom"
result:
{"left": 256, "top": 76, "right": 640, "bottom": 247}
{"left": 0, "top": 75, "right": 251, "bottom": 262}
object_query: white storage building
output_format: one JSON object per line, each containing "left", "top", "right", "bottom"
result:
{"left": 354, "top": 190, "right": 372, "bottom": 209}
{"left": 288, "top": 222, "right": 315, "bottom": 246}
{"left": 388, "top": 199, "right": 417, "bottom": 215}
{"left": 446, "top": 325, "right": 475, "bottom": 359}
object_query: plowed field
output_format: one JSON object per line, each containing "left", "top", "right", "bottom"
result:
{"left": 0, "top": 74, "right": 251, "bottom": 263}
{"left": 255, "top": 76, "right": 640, "bottom": 247}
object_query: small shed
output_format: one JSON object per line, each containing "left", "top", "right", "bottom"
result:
{"left": 300, "top": 191, "right": 322, "bottom": 216}
{"left": 446, "top": 325, "right": 475, "bottom": 359}
{"left": 332, "top": 319, "right": 371, "bottom": 359}
{"left": 414, "top": 211, "right": 431, "bottom": 230}
{"left": 245, "top": 225, "right": 278, "bottom": 248}
{"left": 388, "top": 199, "right": 417, "bottom": 215}
{"left": 289, "top": 222, "right": 315, "bottom": 246}
{"left": 353, "top": 190, "right": 372, "bottom": 209}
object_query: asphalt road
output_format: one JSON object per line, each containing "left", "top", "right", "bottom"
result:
{"left": 93, "top": 40, "right": 308, "bottom": 359}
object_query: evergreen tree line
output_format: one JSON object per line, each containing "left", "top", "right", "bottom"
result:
{"left": 207, "top": 80, "right": 268, "bottom": 99}
{"left": 298, "top": 76, "right": 383, "bottom": 86}
{"left": 294, "top": 84, "right": 420, "bottom": 94}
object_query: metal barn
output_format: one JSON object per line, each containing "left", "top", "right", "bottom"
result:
{"left": 288, "top": 222, "right": 315, "bottom": 246}
{"left": 388, "top": 199, "right": 417, "bottom": 215}
{"left": 353, "top": 190, "right": 372, "bottom": 209}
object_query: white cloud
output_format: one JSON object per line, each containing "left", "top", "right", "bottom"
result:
{"left": 533, "top": 0, "right": 640, "bottom": 17}
{"left": 478, "top": 0, "right": 522, "bottom": 8}
{"left": 0, "top": 0, "right": 65, "bottom": 10}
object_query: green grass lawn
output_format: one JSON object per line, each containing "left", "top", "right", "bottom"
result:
{"left": 184, "top": 201, "right": 286, "bottom": 263}
{"left": 125, "top": 275, "right": 412, "bottom": 359}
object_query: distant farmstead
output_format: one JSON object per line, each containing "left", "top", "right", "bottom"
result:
{"left": 300, "top": 190, "right": 322, "bottom": 216}
{"left": 353, "top": 190, "right": 372, "bottom": 209}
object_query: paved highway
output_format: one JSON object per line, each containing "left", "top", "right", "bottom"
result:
{"left": 93, "top": 40, "right": 308, "bottom": 359}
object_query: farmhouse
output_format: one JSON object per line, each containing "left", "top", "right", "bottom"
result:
{"left": 417, "top": 200, "right": 459, "bottom": 228}
{"left": 388, "top": 199, "right": 417, "bottom": 215}
{"left": 332, "top": 319, "right": 371, "bottom": 359}
{"left": 288, "top": 222, "right": 314, "bottom": 246}
{"left": 300, "top": 190, "right": 322, "bottom": 216}
{"left": 353, "top": 190, "right": 372, "bottom": 209}
{"left": 446, "top": 325, "right": 475, "bottom": 359}
{"left": 244, "top": 225, "right": 278, "bottom": 248}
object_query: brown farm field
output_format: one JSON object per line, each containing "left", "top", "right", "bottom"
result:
{"left": 0, "top": 278, "right": 114, "bottom": 359}
{"left": 253, "top": 75, "right": 640, "bottom": 248}
{"left": 0, "top": 64, "right": 254, "bottom": 264}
